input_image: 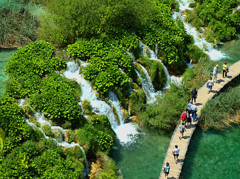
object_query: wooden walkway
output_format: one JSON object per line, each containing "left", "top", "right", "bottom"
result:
{"left": 159, "top": 61, "right": 240, "bottom": 179}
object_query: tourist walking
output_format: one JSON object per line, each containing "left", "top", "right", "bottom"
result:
{"left": 223, "top": 62, "right": 228, "bottom": 78}
{"left": 163, "top": 162, "right": 170, "bottom": 178}
{"left": 191, "top": 88, "right": 197, "bottom": 103}
{"left": 172, "top": 145, "right": 180, "bottom": 164}
{"left": 186, "top": 109, "right": 192, "bottom": 126}
{"left": 179, "top": 123, "right": 186, "bottom": 139}
{"left": 187, "top": 100, "right": 193, "bottom": 111}
{"left": 213, "top": 64, "right": 218, "bottom": 83}
{"left": 190, "top": 103, "right": 198, "bottom": 121}
{"left": 181, "top": 109, "right": 187, "bottom": 124}
{"left": 207, "top": 77, "right": 214, "bottom": 94}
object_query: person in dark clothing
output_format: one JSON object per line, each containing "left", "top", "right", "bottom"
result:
{"left": 191, "top": 88, "right": 197, "bottom": 103}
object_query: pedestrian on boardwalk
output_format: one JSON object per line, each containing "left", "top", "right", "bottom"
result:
{"left": 181, "top": 108, "right": 187, "bottom": 125}
{"left": 207, "top": 77, "right": 214, "bottom": 94}
{"left": 191, "top": 88, "right": 197, "bottom": 103}
{"left": 186, "top": 109, "right": 192, "bottom": 126}
{"left": 163, "top": 162, "right": 170, "bottom": 178}
{"left": 172, "top": 145, "right": 180, "bottom": 164}
{"left": 213, "top": 64, "right": 218, "bottom": 83}
{"left": 187, "top": 100, "right": 193, "bottom": 111}
{"left": 179, "top": 123, "right": 186, "bottom": 139}
{"left": 190, "top": 103, "right": 198, "bottom": 121}
{"left": 223, "top": 62, "right": 228, "bottom": 78}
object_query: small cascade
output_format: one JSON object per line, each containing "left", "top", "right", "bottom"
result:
{"left": 173, "top": 0, "right": 227, "bottom": 61}
{"left": 64, "top": 61, "right": 139, "bottom": 144}
{"left": 232, "top": 4, "right": 240, "bottom": 14}
{"left": 126, "top": 51, "right": 135, "bottom": 60}
{"left": 139, "top": 41, "right": 170, "bottom": 83}
{"left": 134, "top": 66, "right": 161, "bottom": 103}
{"left": 108, "top": 91, "right": 124, "bottom": 125}
{"left": 18, "top": 100, "right": 90, "bottom": 176}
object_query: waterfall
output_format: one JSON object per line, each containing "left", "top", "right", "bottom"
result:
{"left": 173, "top": 0, "right": 227, "bottom": 61}
{"left": 64, "top": 61, "right": 139, "bottom": 144}
{"left": 18, "top": 100, "right": 90, "bottom": 176}
{"left": 139, "top": 41, "right": 170, "bottom": 84}
{"left": 108, "top": 91, "right": 124, "bottom": 125}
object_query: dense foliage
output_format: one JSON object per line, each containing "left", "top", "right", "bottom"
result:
{"left": 76, "top": 115, "right": 116, "bottom": 154}
{"left": 185, "top": 0, "right": 240, "bottom": 44}
{"left": 199, "top": 82, "right": 240, "bottom": 130}
{"left": 68, "top": 38, "right": 135, "bottom": 96}
{"left": 4, "top": 41, "right": 85, "bottom": 128}
{"left": 40, "top": 0, "right": 198, "bottom": 71}
{"left": 140, "top": 83, "right": 189, "bottom": 130}
{"left": 0, "top": 138, "right": 85, "bottom": 178}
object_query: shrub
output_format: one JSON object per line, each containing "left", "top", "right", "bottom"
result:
{"left": 139, "top": 83, "right": 189, "bottom": 130}
{"left": 82, "top": 100, "right": 92, "bottom": 115}
{"left": 199, "top": 85, "right": 240, "bottom": 130}
{"left": 29, "top": 73, "right": 84, "bottom": 128}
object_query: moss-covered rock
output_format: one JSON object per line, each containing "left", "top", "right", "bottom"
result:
{"left": 82, "top": 100, "right": 92, "bottom": 115}
{"left": 136, "top": 57, "right": 167, "bottom": 90}
{"left": 42, "top": 124, "right": 54, "bottom": 137}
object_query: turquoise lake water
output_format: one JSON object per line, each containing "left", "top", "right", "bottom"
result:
{"left": 182, "top": 126, "right": 240, "bottom": 178}
{"left": 110, "top": 128, "right": 171, "bottom": 179}
{"left": 0, "top": 49, "right": 16, "bottom": 94}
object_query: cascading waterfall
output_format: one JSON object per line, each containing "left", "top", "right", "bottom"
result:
{"left": 173, "top": 0, "right": 227, "bottom": 61}
{"left": 134, "top": 63, "right": 161, "bottom": 103}
{"left": 139, "top": 41, "right": 170, "bottom": 84}
{"left": 18, "top": 100, "right": 90, "bottom": 176}
{"left": 63, "top": 61, "right": 118, "bottom": 129}
{"left": 63, "top": 61, "right": 139, "bottom": 145}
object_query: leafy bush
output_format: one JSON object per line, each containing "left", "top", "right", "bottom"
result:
{"left": 186, "top": 0, "right": 240, "bottom": 43}
{"left": 139, "top": 83, "right": 189, "bottom": 130}
{"left": 40, "top": 0, "right": 195, "bottom": 70}
{"left": 82, "top": 100, "right": 92, "bottom": 115}
{"left": 76, "top": 115, "right": 115, "bottom": 154}
{"left": 29, "top": 73, "right": 84, "bottom": 128}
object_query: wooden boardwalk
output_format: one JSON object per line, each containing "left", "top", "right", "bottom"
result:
{"left": 159, "top": 61, "right": 240, "bottom": 179}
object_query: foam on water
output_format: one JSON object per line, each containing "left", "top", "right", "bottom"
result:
{"left": 64, "top": 61, "right": 139, "bottom": 144}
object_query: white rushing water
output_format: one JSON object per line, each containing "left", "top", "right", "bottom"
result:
{"left": 173, "top": 0, "right": 227, "bottom": 61}
{"left": 63, "top": 61, "right": 139, "bottom": 145}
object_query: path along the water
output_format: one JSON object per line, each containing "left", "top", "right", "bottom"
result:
{"left": 159, "top": 61, "right": 240, "bottom": 179}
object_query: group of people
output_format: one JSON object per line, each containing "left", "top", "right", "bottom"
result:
{"left": 163, "top": 62, "right": 230, "bottom": 178}
{"left": 207, "top": 62, "right": 229, "bottom": 93}
{"left": 163, "top": 89, "right": 198, "bottom": 178}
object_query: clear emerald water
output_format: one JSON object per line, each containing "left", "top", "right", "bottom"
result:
{"left": 182, "top": 126, "right": 240, "bottom": 178}
{"left": 218, "top": 34, "right": 240, "bottom": 66}
{"left": 0, "top": 49, "right": 16, "bottom": 94}
{"left": 110, "top": 128, "right": 171, "bottom": 179}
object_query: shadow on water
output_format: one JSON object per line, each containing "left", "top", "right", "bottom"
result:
{"left": 181, "top": 126, "right": 204, "bottom": 179}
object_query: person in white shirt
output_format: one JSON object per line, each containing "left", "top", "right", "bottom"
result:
{"left": 172, "top": 145, "right": 180, "bottom": 164}
{"left": 207, "top": 77, "right": 214, "bottom": 94}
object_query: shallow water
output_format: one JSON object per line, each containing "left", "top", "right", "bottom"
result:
{"left": 217, "top": 34, "right": 240, "bottom": 66}
{"left": 0, "top": 49, "right": 16, "bottom": 94}
{"left": 182, "top": 126, "right": 240, "bottom": 178}
{"left": 110, "top": 128, "right": 171, "bottom": 179}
